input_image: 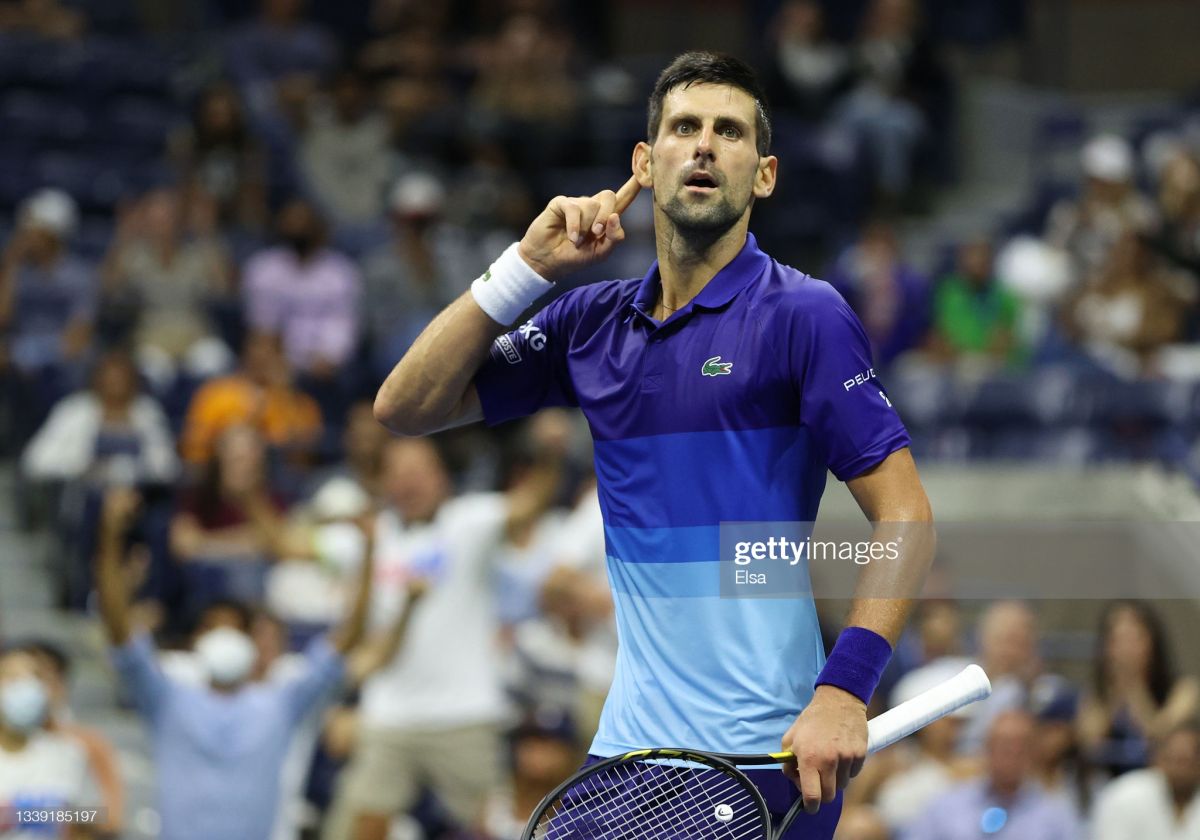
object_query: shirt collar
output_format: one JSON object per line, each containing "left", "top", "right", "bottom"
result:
{"left": 630, "top": 232, "right": 770, "bottom": 323}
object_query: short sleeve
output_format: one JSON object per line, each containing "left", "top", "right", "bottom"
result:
{"left": 473, "top": 289, "right": 581, "bottom": 426}
{"left": 793, "top": 286, "right": 911, "bottom": 481}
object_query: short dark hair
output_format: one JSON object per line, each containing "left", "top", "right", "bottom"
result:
{"left": 647, "top": 51, "right": 772, "bottom": 156}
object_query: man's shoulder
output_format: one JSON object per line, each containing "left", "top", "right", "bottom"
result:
{"left": 1098, "top": 767, "right": 1162, "bottom": 806}
{"left": 750, "top": 262, "right": 847, "bottom": 316}
{"left": 549, "top": 276, "right": 640, "bottom": 315}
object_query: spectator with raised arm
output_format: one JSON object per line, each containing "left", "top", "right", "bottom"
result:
{"left": 96, "top": 483, "right": 373, "bottom": 840}
{"left": 323, "top": 436, "right": 559, "bottom": 840}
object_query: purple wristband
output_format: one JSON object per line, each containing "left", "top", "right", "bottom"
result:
{"left": 814, "top": 627, "right": 893, "bottom": 705}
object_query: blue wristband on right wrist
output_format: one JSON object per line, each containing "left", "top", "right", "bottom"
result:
{"left": 814, "top": 626, "right": 893, "bottom": 705}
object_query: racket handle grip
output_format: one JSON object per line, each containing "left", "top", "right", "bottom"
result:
{"left": 865, "top": 664, "right": 992, "bottom": 754}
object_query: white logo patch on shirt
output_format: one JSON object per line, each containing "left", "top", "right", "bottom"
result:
{"left": 496, "top": 334, "right": 522, "bottom": 364}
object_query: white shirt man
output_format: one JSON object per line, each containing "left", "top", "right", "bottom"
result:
{"left": 1092, "top": 726, "right": 1200, "bottom": 840}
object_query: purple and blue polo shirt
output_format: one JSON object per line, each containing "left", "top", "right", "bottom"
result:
{"left": 475, "top": 233, "right": 910, "bottom": 758}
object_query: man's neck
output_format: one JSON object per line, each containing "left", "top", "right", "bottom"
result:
{"left": 653, "top": 214, "right": 749, "bottom": 311}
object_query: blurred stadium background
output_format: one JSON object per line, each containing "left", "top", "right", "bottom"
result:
{"left": 2, "top": 0, "right": 1200, "bottom": 838}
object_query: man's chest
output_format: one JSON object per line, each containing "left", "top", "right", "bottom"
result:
{"left": 566, "top": 309, "right": 799, "bottom": 439}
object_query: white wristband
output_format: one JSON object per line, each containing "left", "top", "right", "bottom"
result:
{"left": 470, "top": 242, "right": 554, "bottom": 326}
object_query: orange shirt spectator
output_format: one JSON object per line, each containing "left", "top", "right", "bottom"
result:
{"left": 180, "top": 331, "right": 322, "bottom": 464}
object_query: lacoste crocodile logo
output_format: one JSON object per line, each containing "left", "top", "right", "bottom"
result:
{"left": 701, "top": 356, "right": 733, "bottom": 377}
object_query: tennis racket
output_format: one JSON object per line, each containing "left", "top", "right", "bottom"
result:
{"left": 522, "top": 663, "right": 991, "bottom": 840}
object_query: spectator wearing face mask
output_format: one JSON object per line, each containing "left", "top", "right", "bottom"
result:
{"left": 95, "top": 485, "right": 375, "bottom": 840}
{"left": 0, "top": 647, "right": 99, "bottom": 839}
{"left": 242, "top": 199, "right": 362, "bottom": 384}
{"left": 20, "top": 641, "right": 124, "bottom": 837}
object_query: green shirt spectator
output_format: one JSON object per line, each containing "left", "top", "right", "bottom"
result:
{"left": 932, "top": 239, "right": 1022, "bottom": 365}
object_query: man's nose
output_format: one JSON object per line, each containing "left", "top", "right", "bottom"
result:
{"left": 694, "top": 126, "right": 715, "bottom": 160}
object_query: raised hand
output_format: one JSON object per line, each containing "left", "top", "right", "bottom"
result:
{"left": 517, "top": 175, "right": 642, "bottom": 281}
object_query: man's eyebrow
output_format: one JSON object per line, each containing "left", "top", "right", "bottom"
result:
{"left": 668, "top": 112, "right": 751, "bottom": 129}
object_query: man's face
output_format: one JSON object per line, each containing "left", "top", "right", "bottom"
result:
{"left": 986, "top": 712, "right": 1035, "bottom": 792}
{"left": 643, "top": 83, "right": 774, "bottom": 237}
{"left": 381, "top": 439, "right": 450, "bottom": 522}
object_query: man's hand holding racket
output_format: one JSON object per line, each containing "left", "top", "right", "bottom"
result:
{"left": 780, "top": 685, "right": 868, "bottom": 814}
{"left": 517, "top": 175, "right": 642, "bottom": 280}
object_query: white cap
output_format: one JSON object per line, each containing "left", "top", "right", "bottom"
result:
{"left": 309, "top": 477, "right": 370, "bottom": 520}
{"left": 1081, "top": 134, "right": 1134, "bottom": 182}
{"left": 19, "top": 188, "right": 78, "bottom": 238}
{"left": 389, "top": 172, "right": 446, "bottom": 217}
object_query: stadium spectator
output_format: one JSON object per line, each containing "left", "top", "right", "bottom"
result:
{"left": 361, "top": 172, "right": 486, "bottom": 380}
{"left": 764, "top": 0, "right": 854, "bottom": 123}
{"left": 1045, "top": 134, "right": 1157, "bottom": 281}
{"left": 1148, "top": 148, "right": 1200, "bottom": 282}
{"left": 0, "top": 647, "right": 98, "bottom": 838}
{"left": 303, "top": 399, "right": 388, "bottom": 501}
{"left": 1029, "top": 674, "right": 1089, "bottom": 818}
{"left": 21, "top": 349, "right": 177, "bottom": 488}
{"left": 827, "top": 219, "right": 931, "bottom": 366}
{"left": 100, "top": 188, "right": 235, "bottom": 389}
{"left": 179, "top": 330, "right": 322, "bottom": 466}
{"left": 171, "top": 425, "right": 297, "bottom": 603}
{"left": 1065, "top": 229, "right": 1193, "bottom": 377}
{"left": 928, "top": 237, "right": 1021, "bottom": 368}
{"left": 170, "top": 84, "right": 270, "bottom": 230}
{"left": 468, "top": 12, "right": 580, "bottom": 172}
{"left": 1091, "top": 722, "right": 1200, "bottom": 840}
{"left": 529, "top": 479, "right": 614, "bottom": 739}
{"left": 1078, "top": 600, "right": 1200, "bottom": 779}
{"left": 0, "top": 0, "right": 84, "bottom": 39}
{"left": 223, "top": 0, "right": 338, "bottom": 148}
{"left": 298, "top": 68, "right": 395, "bottom": 229}
{"left": 901, "top": 710, "right": 1083, "bottom": 840}
{"left": 0, "top": 189, "right": 94, "bottom": 448}
{"left": 871, "top": 660, "right": 980, "bottom": 832}
{"left": 242, "top": 199, "right": 362, "bottom": 391}
{"left": 21, "top": 640, "right": 124, "bottom": 836}
{"left": 834, "top": 0, "right": 949, "bottom": 202}
{"left": 958, "top": 600, "right": 1040, "bottom": 755}
{"left": 482, "top": 712, "right": 580, "bottom": 840}
{"left": 323, "top": 436, "right": 557, "bottom": 840}
{"left": 96, "top": 484, "right": 373, "bottom": 840}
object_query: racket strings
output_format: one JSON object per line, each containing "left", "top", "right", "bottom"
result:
{"left": 531, "top": 758, "right": 768, "bottom": 839}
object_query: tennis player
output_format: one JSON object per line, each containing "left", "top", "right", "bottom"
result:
{"left": 375, "top": 51, "right": 934, "bottom": 838}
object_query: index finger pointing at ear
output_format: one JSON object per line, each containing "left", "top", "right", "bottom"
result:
{"left": 613, "top": 174, "right": 642, "bottom": 215}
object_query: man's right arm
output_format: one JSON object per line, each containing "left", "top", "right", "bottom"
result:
{"left": 373, "top": 175, "right": 642, "bottom": 437}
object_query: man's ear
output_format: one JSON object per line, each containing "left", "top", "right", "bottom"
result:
{"left": 754, "top": 155, "right": 778, "bottom": 199}
{"left": 632, "top": 142, "right": 654, "bottom": 190}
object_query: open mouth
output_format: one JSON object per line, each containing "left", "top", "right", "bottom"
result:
{"left": 685, "top": 171, "right": 718, "bottom": 191}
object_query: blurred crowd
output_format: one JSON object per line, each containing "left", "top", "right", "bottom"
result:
{"left": 1, "top": 0, "right": 1199, "bottom": 838}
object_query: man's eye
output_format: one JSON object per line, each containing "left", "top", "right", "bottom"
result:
{"left": 677, "top": 123, "right": 693, "bottom": 135}
{"left": 721, "top": 127, "right": 741, "bottom": 139}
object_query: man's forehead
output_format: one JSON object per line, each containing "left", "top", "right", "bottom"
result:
{"left": 661, "top": 82, "right": 756, "bottom": 122}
